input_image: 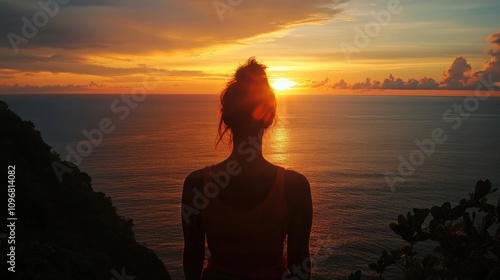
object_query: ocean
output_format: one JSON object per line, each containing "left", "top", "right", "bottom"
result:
{"left": 2, "top": 94, "right": 500, "bottom": 279}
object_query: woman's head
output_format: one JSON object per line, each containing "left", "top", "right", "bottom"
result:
{"left": 215, "top": 58, "right": 277, "bottom": 149}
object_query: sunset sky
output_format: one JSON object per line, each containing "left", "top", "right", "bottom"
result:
{"left": 0, "top": 0, "right": 499, "bottom": 94}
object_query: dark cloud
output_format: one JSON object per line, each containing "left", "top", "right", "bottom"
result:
{"left": 381, "top": 74, "right": 405, "bottom": 89}
{"left": 472, "top": 30, "right": 500, "bottom": 85}
{"left": 417, "top": 77, "right": 439, "bottom": 89}
{"left": 88, "top": 81, "right": 104, "bottom": 88}
{"left": 405, "top": 78, "right": 420, "bottom": 89}
{"left": 329, "top": 31, "right": 499, "bottom": 91}
{"left": 64, "top": 0, "right": 124, "bottom": 7}
{"left": 352, "top": 78, "right": 374, "bottom": 89}
{"left": 310, "top": 77, "right": 330, "bottom": 88}
{"left": 335, "top": 75, "right": 440, "bottom": 90}
{"left": 299, "top": 77, "right": 330, "bottom": 88}
{"left": 332, "top": 79, "right": 348, "bottom": 89}
{"left": 0, "top": 0, "right": 346, "bottom": 54}
{"left": 0, "top": 83, "right": 96, "bottom": 94}
{"left": 0, "top": 53, "right": 213, "bottom": 77}
{"left": 487, "top": 31, "right": 500, "bottom": 45}
{"left": 440, "top": 56, "right": 471, "bottom": 89}
{"left": 0, "top": 53, "right": 83, "bottom": 63}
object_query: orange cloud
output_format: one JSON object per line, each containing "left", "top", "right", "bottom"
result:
{"left": 0, "top": 0, "right": 345, "bottom": 55}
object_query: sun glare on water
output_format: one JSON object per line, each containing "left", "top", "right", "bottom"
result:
{"left": 272, "top": 78, "right": 296, "bottom": 92}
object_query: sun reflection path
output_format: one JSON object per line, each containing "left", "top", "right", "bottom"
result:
{"left": 264, "top": 97, "right": 289, "bottom": 164}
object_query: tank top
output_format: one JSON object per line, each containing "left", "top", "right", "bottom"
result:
{"left": 201, "top": 165, "right": 290, "bottom": 280}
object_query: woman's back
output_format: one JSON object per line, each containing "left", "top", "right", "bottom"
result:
{"left": 211, "top": 160, "right": 279, "bottom": 210}
{"left": 201, "top": 163, "right": 289, "bottom": 279}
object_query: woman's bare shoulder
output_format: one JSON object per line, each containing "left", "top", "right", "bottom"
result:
{"left": 182, "top": 168, "right": 205, "bottom": 194}
{"left": 283, "top": 169, "right": 312, "bottom": 217}
{"left": 283, "top": 169, "right": 311, "bottom": 205}
{"left": 284, "top": 169, "right": 310, "bottom": 191}
{"left": 184, "top": 168, "right": 204, "bottom": 183}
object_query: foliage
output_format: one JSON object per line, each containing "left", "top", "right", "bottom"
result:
{"left": 349, "top": 179, "right": 500, "bottom": 280}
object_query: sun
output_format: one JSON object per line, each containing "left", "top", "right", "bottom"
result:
{"left": 272, "top": 78, "right": 296, "bottom": 92}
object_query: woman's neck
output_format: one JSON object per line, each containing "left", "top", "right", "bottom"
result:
{"left": 229, "top": 132, "right": 265, "bottom": 165}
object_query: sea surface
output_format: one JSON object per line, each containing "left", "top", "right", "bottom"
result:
{"left": 2, "top": 94, "right": 500, "bottom": 279}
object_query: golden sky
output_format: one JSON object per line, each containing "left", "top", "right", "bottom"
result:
{"left": 0, "top": 0, "right": 499, "bottom": 94}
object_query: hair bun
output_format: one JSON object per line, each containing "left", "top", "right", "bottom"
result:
{"left": 215, "top": 57, "right": 276, "bottom": 149}
{"left": 234, "top": 57, "right": 267, "bottom": 83}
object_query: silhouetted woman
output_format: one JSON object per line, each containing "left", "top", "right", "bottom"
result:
{"left": 182, "top": 58, "right": 313, "bottom": 280}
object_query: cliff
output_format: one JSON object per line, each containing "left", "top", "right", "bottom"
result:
{"left": 0, "top": 99, "right": 171, "bottom": 280}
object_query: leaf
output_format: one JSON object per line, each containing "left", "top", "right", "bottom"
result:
{"left": 407, "top": 211, "right": 413, "bottom": 229}
{"left": 390, "top": 223, "right": 405, "bottom": 237}
{"left": 474, "top": 179, "right": 491, "bottom": 201}
{"left": 429, "top": 218, "right": 441, "bottom": 232}
{"left": 390, "top": 222, "right": 412, "bottom": 243}
{"left": 411, "top": 232, "right": 430, "bottom": 244}
{"left": 431, "top": 206, "right": 443, "bottom": 219}
{"left": 449, "top": 205, "right": 466, "bottom": 220}
{"left": 347, "top": 270, "right": 362, "bottom": 280}
{"left": 442, "top": 202, "right": 451, "bottom": 210}
{"left": 431, "top": 202, "right": 451, "bottom": 220}
{"left": 413, "top": 208, "right": 430, "bottom": 231}
{"left": 369, "top": 263, "right": 382, "bottom": 273}
{"left": 398, "top": 214, "right": 409, "bottom": 229}
{"left": 482, "top": 203, "right": 496, "bottom": 214}
{"left": 479, "top": 214, "right": 494, "bottom": 237}
{"left": 460, "top": 199, "right": 468, "bottom": 206}
{"left": 381, "top": 250, "right": 396, "bottom": 265}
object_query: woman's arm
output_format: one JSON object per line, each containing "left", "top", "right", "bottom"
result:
{"left": 181, "top": 170, "right": 205, "bottom": 280}
{"left": 285, "top": 170, "right": 313, "bottom": 280}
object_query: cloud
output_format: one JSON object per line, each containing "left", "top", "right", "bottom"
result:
{"left": 328, "top": 31, "right": 500, "bottom": 91}
{"left": 332, "top": 79, "right": 348, "bottom": 89}
{"left": 440, "top": 56, "right": 472, "bottom": 89}
{"left": 405, "top": 78, "right": 420, "bottom": 89}
{"left": 417, "top": 77, "right": 439, "bottom": 89}
{"left": 352, "top": 78, "right": 374, "bottom": 89}
{"left": 335, "top": 75, "right": 440, "bottom": 90}
{"left": 310, "top": 77, "right": 330, "bottom": 88}
{"left": 487, "top": 31, "right": 500, "bottom": 45}
{"left": 471, "top": 30, "right": 500, "bottom": 85}
{"left": 437, "top": 31, "right": 500, "bottom": 90}
{"left": 299, "top": 77, "right": 330, "bottom": 88}
{"left": 88, "top": 81, "right": 103, "bottom": 88}
{"left": 381, "top": 74, "right": 405, "bottom": 89}
{"left": 0, "top": 53, "right": 214, "bottom": 77}
{"left": 0, "top": 53, "right": 83, "bottom": 64}
{"left": 0, "top": 82, "right": 101, "bottom": 94}
{"left": 0, "top": 0, "right": 345, "bottom": 54}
